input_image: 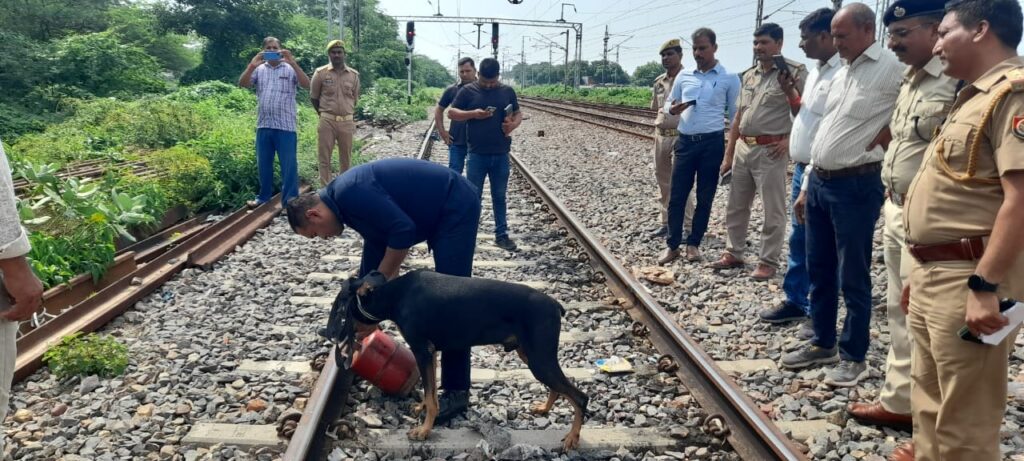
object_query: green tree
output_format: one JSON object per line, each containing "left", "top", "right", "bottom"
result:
{"left": 0, "top": 0, "right": 111, "bottom": 41}
{"left": 412, "top": 55, "right": 453, "bottom": 88}
{"left": 632, "top": 61, "right": 664, "bottom": 88}
{"left": 106, "top": 7, "right": 201, "bottom": 77}
{"left": 52, "top": 32, "right": 167, "bottom": 97}
{"left": 157, "top": 0, "right": 298, "bottom": 83}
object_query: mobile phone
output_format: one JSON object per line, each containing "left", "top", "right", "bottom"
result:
{"left": 772, "top": 55, "right": 789, "bottom": 75}
{"left": 957, "top": 298, "right": 1017, "bottom": 344}
{"left": 485, "top": 106, "right": 496, "bottom": 112}
{"left": 263, "top": 51, "right": 282, "bottom": 61}
{"left": 503, "top": 103, "right": 514, "bottom": 113}
{"left": 719, "top": 169, "right": 733, "bottom": 185}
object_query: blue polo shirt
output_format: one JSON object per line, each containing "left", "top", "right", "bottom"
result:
{"left": 319, "top": 158, "right": 472, "bottom": 250}
{"left": 668, "top": 62, "right": 740, "bottom": 135}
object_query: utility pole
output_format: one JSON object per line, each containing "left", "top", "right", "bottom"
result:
{"left": 755, "top": 0, "right": 764, "bottom": 29}
{"left": 521, "top": 36, "right": 526, "bottom": 88}
{"left": 832, "top": 0, "right": 842, "bottom": 9}
{"left": 564, "top": 30, "right": 570, "bottom": 87}
{"left": 602, "top": 25, "right": 609, "bottom": 85}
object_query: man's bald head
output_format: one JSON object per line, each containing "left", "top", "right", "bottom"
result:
{"left": 832, "top": 2, "right": 878, "bottom": 61}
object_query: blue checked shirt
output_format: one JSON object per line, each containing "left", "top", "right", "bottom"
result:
{"left": 251, "top": 63, "right": 299, "bottom": 132}
{"left": 667, "top": 62, "right": 740, "bottom": 135}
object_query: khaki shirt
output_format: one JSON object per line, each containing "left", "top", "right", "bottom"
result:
{"left": 652, "top": 72, "right": 680, "bottom": 130}
{"left": 905, "top": 56, "right": 1024, "bottom": 245}
{"left": 882, "top": 57, "right": 957, "bottom": 195}
{"left": 310, "top": 64, "right": 360, "bottom": 116}
{"left": 737, "top": 58, "right": 807, "bottom": 136}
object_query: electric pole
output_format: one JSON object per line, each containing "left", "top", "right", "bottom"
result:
{"left": 755, "top": 0, "right": 764, "bottom": 29}
{"left": 564, "top": 30, "right": 570, "bottom": 87}
{"left": 832, "top": 0, "right": 842, "bottom": 9}
{"left": 602, "top": 25, "right": 609, "bottom": 85}
{"left": 521, "top": 36, "right": 526, "bottom": 88}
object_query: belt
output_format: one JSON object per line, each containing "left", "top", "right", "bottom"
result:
{"left": 741, "top": 134, "right": 787, "bottom": 146}
{"left": 657, "top": 128, "right": 679, "bottom": 137}
{"left": 813, "top": 161, "right": 882, "bottom": 180}
{"left": 320, "top": 113, "right": 354, "bottom": 121}
{"left": 908, "top": 236, "right": 986, "bottom": 263}
{"left": 678, "top": 130, "right": 724, "bottom": 143}
{"left": 889, "top": 192, "right": 906, "bottom": 207}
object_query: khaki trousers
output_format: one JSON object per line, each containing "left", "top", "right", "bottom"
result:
{"left": 654, "top": 133, "right": 694, "bottom": 230}
{"left": 724, "top": 142, "right": 788, "bottom": 267}
{"left": 317, "top": 117, "right": 356, "bottom": 186}
{"left": 909, "top": 259, "right": 1020, "bottom": 461}
{"left": 1, "top": 286, "right": 15, "bottom": 455}
{"left": 879, "top": 200, "right": 913, "bottom": 415}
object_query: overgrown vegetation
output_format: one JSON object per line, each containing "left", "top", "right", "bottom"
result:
{"left": 520, "top": 84, "right": 651, "bottom": 108}
{"left": 357, "top": 78, "right": 444, "bottom": 126}
{"left": 42, "top": 333, "right": 130, "bottom": 379}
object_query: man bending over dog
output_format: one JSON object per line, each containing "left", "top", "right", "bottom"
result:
{"left": 286, "top": 157, "right": 481, "bottom": 423}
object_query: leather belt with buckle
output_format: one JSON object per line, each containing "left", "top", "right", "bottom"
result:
{"left": 678, "top": 130, "right": 724, "bottom": 143}
{"left": 741, "top": 134, "right": 787, "bottom": 145}
{"left": 320, "top": 113, "right": 354, "bottom": 121}
{"left": 908, "top": 236, "right": 987, "bottom": 263}
{"left": 657, "top": 128, "right": 679, "bottom": 137}
{"left": 889, "top": 192, "right": 906, "bottom": 207}
{"left": 813, "top": 161, "right": 882, "bottom": 180}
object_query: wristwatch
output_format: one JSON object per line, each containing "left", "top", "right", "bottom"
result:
{"left": 967, "top": 274, "right": 998, "bottom": 293}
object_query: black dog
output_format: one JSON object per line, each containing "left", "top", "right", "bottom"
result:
{"left": 321, "top": 269, "right": 589, "bottom": 450}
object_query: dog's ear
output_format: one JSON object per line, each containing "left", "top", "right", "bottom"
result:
{"left": 357, "top": 271, "right": 388, "bottom": 294}
{"left": 319, "top": 285, "right": 356, "bottom": 342}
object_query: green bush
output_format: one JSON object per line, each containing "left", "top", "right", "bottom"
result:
{"left": 27, "top": 228, "right": 116, "bottom": 287}
{"left": 146, "top": 146, "right": 219, "bottom": 210}
{"left": 356, "top": 78, "right": 441, "bottom": 126}
{"left": 520, "top": 84, "right": 651, "bottom": 108}
{"left": 43, "top": 333, "right": 129, "bottom": 379}
{"left": 52, "top": 31, "right": 167, "bottom": 98}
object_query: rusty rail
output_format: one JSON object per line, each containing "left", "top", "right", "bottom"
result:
{"left": 519, "top": 99, "right": 654, "bottom": 141}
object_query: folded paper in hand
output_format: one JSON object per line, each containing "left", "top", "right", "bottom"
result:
{"left": 980, "top": 302, "right": 1024, "bottom": 346}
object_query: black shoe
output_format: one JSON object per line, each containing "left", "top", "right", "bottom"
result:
{"left": 495, "top": 236, "right": 518, "bottom": 251}
{"left": 434, "top": 390, "right": 469, "bottom": 424}
{"left": 649, "top": 226, "right": 668, "bottom": 238}
{"left": 759, "top": 301, "right": 808, "bottom": 324}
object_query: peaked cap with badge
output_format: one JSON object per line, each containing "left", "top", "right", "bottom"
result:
{"left": 883, "top": 0, "right": 945, "bottom": 26}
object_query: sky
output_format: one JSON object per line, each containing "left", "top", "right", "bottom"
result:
{"left": 375, "top": 0, "right": 1024, "bottom": 80}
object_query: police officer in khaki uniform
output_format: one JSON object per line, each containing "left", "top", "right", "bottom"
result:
{"left": 310, "top": 40, "right": 360, "bottom": 186}
{"left": 898, "top": 1, "right": 1024, "bottom": 460}
{"left": 845, "top": 0, "right": 956, "bottom": 433}
{"left": 650, "top": 39, "right": 694, "bottom": 239}
{"left": 716, "top": 23, "right": 807, "bottom": 280}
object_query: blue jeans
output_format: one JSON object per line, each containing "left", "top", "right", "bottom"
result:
{"left": 783, "top": 163, "right": 810, "bottom": 314}
{"left": 255, "top": 128, "right": 299, "bottom": 205}
{"left": 667, "top": 132, "right": 725, "bottom": 249}
{"left": 466, "top": 153, "right": 510, "bottom": 239}
{"left": 448, "top": 144, "right": 468, "bottom": 174}
{"left": 806, "top": 170, "right": 883, "bottom": 362}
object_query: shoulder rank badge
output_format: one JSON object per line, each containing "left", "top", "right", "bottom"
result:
{"left": 1013, "top": 115, "right": 1024, "bottom": 140}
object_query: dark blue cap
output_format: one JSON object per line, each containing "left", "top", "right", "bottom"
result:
{"left": 883, "top": 0, "right": 946, "bottom": 26}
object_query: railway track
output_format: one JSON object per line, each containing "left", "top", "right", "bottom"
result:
{"left": 281, "top": 119, "right": 804, "bottom": 460}
{"left": 519, "top": 97, "right": 655, "bottom": 140}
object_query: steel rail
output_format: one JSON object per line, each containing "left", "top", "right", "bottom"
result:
{"left": 13, "top": 195, "right": 288, "bottom": 382}
{"left": 520, "top": 100, "right": 654, "bottom": 140}
{"left": 507, "top": 152, "right": 805, "bottom": 460}
{"left": 520, "top": 98, "right": 653, "bottom": 130}
{"left": 527, "top": 96, "right": 655, "bottom": 119}
{"left": 417, "top": 118, "right": 437, "bottom": 161}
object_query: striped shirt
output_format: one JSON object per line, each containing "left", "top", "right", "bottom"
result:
{"left": 789, "top": 53, "right": 842, "bottom": 165}
{"left": 251, "top": 62, "right": 299, "bottom": 132}
{"left": 808, "top": 41, "right": 904, "bottom": 172}
{"left": 0, "top": 140, "right": 30, "bottom": 260}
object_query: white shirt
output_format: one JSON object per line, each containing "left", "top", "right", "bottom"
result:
{"left": 808, "top": 41, "right": 904, "bottom": 174}
{"left": 0, "top": 140, "right": 30, "bottom": 260}
{"left": 789, "top": 53, "right": 842, "bottom": 165}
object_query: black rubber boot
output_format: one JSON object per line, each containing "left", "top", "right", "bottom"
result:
{"left": 434, "top": 390, "right": 470, "bottom": 424}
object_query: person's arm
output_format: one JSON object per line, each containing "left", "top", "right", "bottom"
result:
{"left": 353, "top": 73, "right": 361, "bottom": 106}
{"left": 502, "top": 91, "right": 523, "bottom": 135}
{"left": 238, "top": 53, "right": 263, "bottom": 88}
{"left": 651, "top": 81, "right": 659, "bottom": 111}
{"left": 377, "top": 247, "right": 411, "bottom": 280}
{"left": 281, "top": 50, "right": 310, "bottom": 89}
{"left": 435, "top": 105, "right": 451, "bottom": 144}
{"left": 966, "top": 170, "right": 1024, "bottom": 336}
{"left": 0, "top": 144, "right": 43, "bottom": 322}
{"left": 309, "top": 70, "right": 322, "bottom": 113}
{"left": 722, "top": 107, "right": 745, "bottom": 175}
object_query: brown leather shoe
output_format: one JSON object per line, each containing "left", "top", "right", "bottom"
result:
{"left": 887, "top": 442, "right": 914, "bottom": 461}
{"left": 710, "top": 253, "right": 744, "bottom": 269}
{"left": 685, "top": 245, "right": 703, "bottom": 262}
{"left": 750, "top": 264, "right": 777, "bottom": 281}
{"left": 847, "top": 402, "right": 912, "bottom": 431}
{"left": 657, "top": 248, "right": 680, "bottom": 265}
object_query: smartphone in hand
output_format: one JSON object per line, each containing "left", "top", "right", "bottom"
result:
{"left": 958, "top": 299, "right": 1017, "bottom": 344}
{"left": 263, "top": 51, "right": 282, "bottom": 61}
{"left": 719, "top": 169, "right": 733, "bottom": 185}
{"left": 772, "top": 55, "right": 789, "bottom": 75}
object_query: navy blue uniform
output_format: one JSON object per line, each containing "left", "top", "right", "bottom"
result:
{"left": 320, "top": 157, "right": 481, "bottom": 390}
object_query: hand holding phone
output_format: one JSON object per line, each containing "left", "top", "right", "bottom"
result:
{"left": 263, "top": 51, "right": 282, "bottom": 61}
{"left": 958, "top": 299, "right": 1017, "bottom": 344}
{"left": 772, "top": 55, "right": 789, "bottom": 75}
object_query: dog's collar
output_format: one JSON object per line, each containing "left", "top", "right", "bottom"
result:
{"left": 355, "top": 295, "right": 382, "bottom": 322}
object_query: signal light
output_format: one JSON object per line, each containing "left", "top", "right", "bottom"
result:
{"left": 491, "top": 22, "right": 499, "bottom": 49}
{"left": 406, "top": 21, "right": 415, "bottom": 47}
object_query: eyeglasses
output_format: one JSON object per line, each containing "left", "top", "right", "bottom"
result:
{"left": 886, "top": 23, "right": 933, "bottom": 40}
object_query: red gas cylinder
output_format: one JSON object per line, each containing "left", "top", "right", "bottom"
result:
{"left": 350, "top": 330, "right": 420, "bottom": 396}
